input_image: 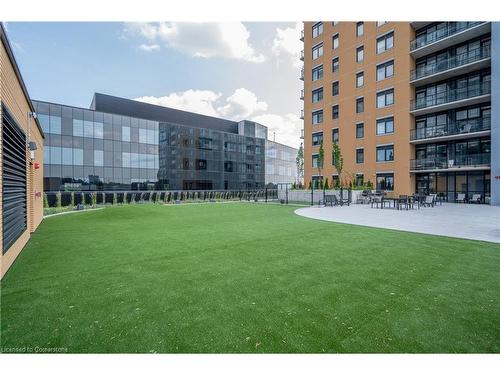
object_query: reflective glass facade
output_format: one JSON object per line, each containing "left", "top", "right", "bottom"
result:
{"left": 34, "top": 98, "right": 296, "bottom": 191}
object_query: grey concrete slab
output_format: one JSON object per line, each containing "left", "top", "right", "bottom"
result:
{"left": 295, "top": 203, "right": 500, "bottom": 243}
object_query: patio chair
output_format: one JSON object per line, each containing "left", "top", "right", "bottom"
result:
{"left": 421, "top": 195, "right": 434, "bottom": 207}
{"left": 455, "top": 193, "right": 466, "bottom": 203}
{"left": 398, "top": 195, "right": 410, "bottom": 210}
{"left": 371, "top": 195, "right": 390, "bottom": 209}
{"left": 469, "top": 194, "right": 481, "bottom": 204}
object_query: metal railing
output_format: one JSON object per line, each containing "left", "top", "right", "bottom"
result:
{"left": 300, "top": 68, "right": 304, "bottom": 80}
{"left": 300, "top": 30, "right": 304, "bottom": 41}
{"left": 300, "top": 109, "right": 304, "bottom": 119}
{"left": 410, "top": 153, "right": 490, "bottom": 170}
{"left": 410, "top": 46, "right": 491, "bottom": 81}
{"left": 300, "top": 89, "right": 304, "bottom": 100}
{"left": 411, "top": 82, "right": 491, "bottom": 111}
{"left": 410, "top": 22, "right": 485, "bottom": 51}
{"left": 43, "top": 189, "right": 279, "bottom": 208}
{"left": 300, "top": 50, "right": 304, "bottom": 61}
{"left": 410, "top": 117, "right": 491, "bottom": 141}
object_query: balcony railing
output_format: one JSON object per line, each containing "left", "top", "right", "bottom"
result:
{"left": 300, "top": 68, "right": 304, "bottom": 81}
{"left": 410, "top": 46, "right": 491, "bottom": 81}
{"left": 300, "top": 89, "right": 304, "bottom": 100}
{"left": 410, "top": 153, "right": 490, "bottom": 170}
{"left": 411, "top": 83, "right": 491, "bottom": 111}
{"left": 300, "top": 110, "right": 304, "bottom": 119}
{"left": 410, "top": 117, "right": 491, "bottom": 141}
{"left": 410, "top": 22, "right": 485, "bottom": 51}
{"left": 300, "top": 129, "right": 304, "bottom": 139}
{"left": 300, "top": 50, "right": 304, "bottom": 61}
{"left": 300, "top": 30, "right": 304, "bottom": 41}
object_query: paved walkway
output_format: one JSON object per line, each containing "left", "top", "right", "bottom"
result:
{"left": 295, "top": 203, "right": 500, "bottom": 243}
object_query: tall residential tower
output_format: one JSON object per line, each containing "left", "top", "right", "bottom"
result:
{"left": 301, "top": 21, "right": 498, "bottom": 204}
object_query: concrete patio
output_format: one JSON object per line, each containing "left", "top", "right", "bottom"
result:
{"left": 295, "top": 203, "right": 500, "bottom": 243}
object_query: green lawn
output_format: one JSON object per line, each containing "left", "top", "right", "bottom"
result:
{"left": 1, "top": 203, "right": 499, "bottom": 353}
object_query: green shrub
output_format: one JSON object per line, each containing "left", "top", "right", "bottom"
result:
{"left": 55, "top": 192, "right": 62, "bottom": 208}
{"left": 43, "top": 193, "right": 49, "bottom": 208}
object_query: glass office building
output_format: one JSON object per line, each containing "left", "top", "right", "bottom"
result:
{"left": 33, "top": 93, "right": 297, "bottom": 191}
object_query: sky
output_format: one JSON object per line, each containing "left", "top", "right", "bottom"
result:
{"left": 5, "top": 22, "right": 303, "bottom": 148}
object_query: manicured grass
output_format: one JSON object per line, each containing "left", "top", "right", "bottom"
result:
{"left": 1, "top": 203, "right": 499, "bottom": 353}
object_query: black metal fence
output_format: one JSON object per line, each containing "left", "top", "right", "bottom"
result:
{"left": 44, "top": 189, "right": 279, "bottom": 208}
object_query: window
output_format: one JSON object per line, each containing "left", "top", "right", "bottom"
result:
{"left": 312, "top": 87, "right": 323, "bottom": 103}
{"left": 312, "top": 132, "right": 323, "bottom": 146}
{"left": 356, "top": 22, "right": 364, "bottom": 37}
{"left": 332, "top": 34, "right": 339, "bottom": 49}
{"left": 356, "top": 97, "right": 364, "bottom": 113}
{"left": 312, "top": 65, "right": 323, "bottom": 81}
{"left": 376, "top": 173, "right": 394, "bottom": 191}
{"left": 195, "top": 159, "right": 207, "bottom": 170}
{"left": 62, "top": 147, "right": 73, "bottom": 165}
{"left": 377, "top": 60, "right": 394, "bottom": 81}
{"left": 377, "top": 89, "right": 394, "bottom": 108}
{"left": 356, "top": 148, "right": 364, "bottom": 163}
{"left": 356, "top": 123, "right": 364, "bottom": 138}
{"left": 376, "top": 145, "right": 394, "bottom": 162}
{"left": 122, "top": 126, "right": 131, "bottom": 142}
{"left": 377, "top": 32, "right": 394, "bottom": 54}
{"left": 356, "top": 72, "right": 364, "bottom": 87}
{"left": 312, "top": 154, "right": 322, "bottom": 168}
{"left": 312, "top": 22, "right": 323, "bottom": 38}
{"left": 139, "top": 128, "right": 147, "bottom": 143}
{"left": 377, "top": 21, "right": 387, "bottom": 27}
{"left": 332, "top": 128, "right": 339, "bottom": 142}
{"left": 355, "top": 174, "right": 364, "bottom": 186}
{"left": 332, "top": 21, "right": 338, "bottom": 27}
{"left": 224, "top": 161, "right": 233, "bottom": 172}
{"left": 332, "top": 81, "right": 339, "bottom": 96}
{"left": 312, "top": 110, "right": 323, "bottom": 125}
{"left": 73, "top": 119, "right": 83, "bottom": 137}
{"left": 332, "top": 105, "right": 339, "bottom": 119}
{"left": 94, "top": 122, "right": 103, "bottom": 139}
{"left": 312, "top": 43, "right": 324, "bottom": 59}
{"left": 94, "top": 150, "right": 104, "bottom": 166}
{"left": 73, "top": 148, "right": 83, "bottom": 166}
{"left": 356, "top": 46, "right": 364, "bottom": 62}
{"left": 83, "top": 120, "right": 93, "bottom": 138}
{"left": 38, "top": 114, "right": 50, "bottom": 134}
{"left": 332, "top": 57, "right": 339, "bottom": 73}
{"left": 377, "top": 116, "right": 394, "bottom": 135}
{"left": 50, "top": 116, "right": 61, "bottom": 135}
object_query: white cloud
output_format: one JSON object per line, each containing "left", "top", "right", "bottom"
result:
{"left": 138, "top": 43, "right": 160, "bottom": 52}
{"left": 124, "top": 22, "right": 265, "bottom": 63}
{"left": 251, "top": 113, "right": 302, "bottom": 148}
{"left": 271, "top": 22, "right": 303, "bottom": 69}
{"left": 217, "top": 88, "right": 268, "bottom": 119}
{"left": 134, "top": 88, "right": 301, "bottom": 148}
{"left": 135, "top": 90, "right": 222, "bottom": 117}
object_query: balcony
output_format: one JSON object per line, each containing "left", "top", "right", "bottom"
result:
{"left": 410, "top": 22, "right": 490, "bottom": 59}
{"left": 300, "top": 68, "right": 304, "bottom": 81}
{"left": 410, "top": 153, "right": 490, "bottom": 172}
{"left": 410, "top": 83, "right": 491, "bottom": 116}
{"left": 300, "top": 50, "right": 304, "bottom": 61}
{"left": 410, "top": 46, "right": 491, "bottom": 85}
{"left": 410, "top": 117, "right": 491, "bottom": 143}
{"left": 300, "top": 30, "right": 304, "bottom": 42}
{"left": 300, "top": 129, "right": 304, "bottom": 139}
{"left": 300, "top": 110, "right": 304, "bottom": 120}
{"left": 300, "top": 89, "right": 304, "bottom": 100}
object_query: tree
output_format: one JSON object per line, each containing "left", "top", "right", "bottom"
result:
{"left": 332, "top": 141, "right": 344, "bottom": 187}
{"left": 317, "top": 140, "right": 325, "bottom": 184}
{"left": 295, "top": 143, "right": 304, "bottom": 186}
